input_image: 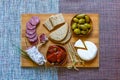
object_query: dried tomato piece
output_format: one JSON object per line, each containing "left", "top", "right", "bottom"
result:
{"left": 56, "top": 51, "right": 66, "bottom": 63}
{"left": 47, "top": 45, "right": 67, "bottom": 65}
{"left": 47, "top": 53, "right": 57, "bottom": 63}
{"left": 48, "top": 46, "right": 59, "bottom": 53}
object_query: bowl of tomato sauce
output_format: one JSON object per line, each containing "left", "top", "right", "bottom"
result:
{"left": 46, "top": 45, "right": 67, "bottom": 66}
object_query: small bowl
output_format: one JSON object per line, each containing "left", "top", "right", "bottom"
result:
{"left": 46, "top": 45, "right": 67, "bottom": 66}
{"left": 71, "top": 14, "right": 93, "bottom": 36}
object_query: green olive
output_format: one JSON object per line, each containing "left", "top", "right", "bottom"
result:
{"left": 81, "top": 30, "right": 87, "bottom": 35}
{"left": 85, "top": 29, "right": 89, "bottom": 34}
{"left": 73, "top": 18, "right": 79, "bottom": 23}
{"left": 85, "top": 15, "right": 90, "bottom": 23}
{"left": 78, "top": 19, "right": 85, "bottom": 24}
{"left": 84, "top": 23, "right": 91, "bottom": 29}
{"left": 72, "top": 23, "right": 77, "bottom": 29}
{"left": 80, "top": 25, "right": 88, "bottom": 30}
{"left": 76, "top": 14, "right": 86, "bottom": 19}
{"left": 74, "top": 28, "right": 81, "bottom": 34}
{"left": 77, "top": 24, "right": 81, "bottom": 28}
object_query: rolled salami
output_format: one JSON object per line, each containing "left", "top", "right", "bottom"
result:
{"left": 26, "top": 46, "right": 46, "bottom": 65}
{"left": 39, "top": 33, "right": 48, "bottom": 43}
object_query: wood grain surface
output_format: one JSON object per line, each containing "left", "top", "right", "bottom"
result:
{"left": 21, "top": 14, "right": 99, "bottom": 68}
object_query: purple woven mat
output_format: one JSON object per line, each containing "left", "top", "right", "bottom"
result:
{"left": 59, "top": 0, "right": 120, "bottom": 80}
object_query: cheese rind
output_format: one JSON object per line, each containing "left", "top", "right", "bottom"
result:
{"left": 77, "top": 41, "right": 97, "bottom": 61}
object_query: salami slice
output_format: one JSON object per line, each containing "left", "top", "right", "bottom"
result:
{"left": 26, "top": 29, "right": 36, "bottom": 35}
{"left": 29, "top": 35, "right": 38, "bottom": 43}
{"left": 39, "top": 33, "right": 48, "bottom": 43}
{"left": 26, "top": 22, "right": 36, "bottom": 30}
{"left": 26, "top": 32, "right": 36, "bottom": 39}
{"left": 29, "top": 16, "right": 40, "bottom": 26}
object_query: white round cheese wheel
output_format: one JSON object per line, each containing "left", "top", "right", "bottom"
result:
{"left": 77, "top": 41, "right": 98, "bottom": 61}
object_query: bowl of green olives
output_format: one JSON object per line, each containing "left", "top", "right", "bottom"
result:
{"left": 71, "top": 14, "right": 93, "bottom": 36}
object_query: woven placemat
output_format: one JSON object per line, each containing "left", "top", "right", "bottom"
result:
{"left": 59, "top": 0, "right": 120, "bottom": 80}
{"left": 0, "top": 0, "right": 59, "bottom": 80}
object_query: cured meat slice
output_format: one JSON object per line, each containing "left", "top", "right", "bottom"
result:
{"left": 26, "top": 29, "right": 36, "bottom": 35}
{"left": 26, "top": 32, "right": 36, "bottom": 39}
{"left": 29, "top": 16, "right": 40, "bottom": 26}
{"left": 39, "top": 33, "right": 48, "bottom": 43}
{"left": 28, "top": 35, "right": 38, "bottom": 43}
{"left": 25, "top": 46, "right": 46, "bottom": 65}
{"left": 26, "top": 22, "right": 36, "bottom": 30}
{"left": 25, "top": 16, "right": 40, "bottom": 45}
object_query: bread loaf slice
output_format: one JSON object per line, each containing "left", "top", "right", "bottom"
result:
{"left": 49, "top": 23, "right": 68, "bottom": 42}
{"left": 49, "top": 14, "right": 65, "bottom": 28}
{"left": 43, "top": 18, "right": 53, "bottom": 31}
{"left": 58, "top": 27, "right": 72, "bottom": 44}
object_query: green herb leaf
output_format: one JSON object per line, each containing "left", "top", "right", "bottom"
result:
{"left": 11, "top": 43, "right": 32, "bottom": 60}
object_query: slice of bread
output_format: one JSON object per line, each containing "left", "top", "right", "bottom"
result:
{"left": 58, "top": 27, "right": 72, "bottom": 44}
{"left": 49, "top": 14, "right": 65, "bottom": 28}
{"left": 49, "top": 23, "right": 68, "bottom": 42}
{"left": 43, "top": 18, "right": 53, "bottom": 31}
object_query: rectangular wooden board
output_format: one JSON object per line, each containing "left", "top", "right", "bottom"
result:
{"left": 21, "top": 14, "right": 99, "bottom": 68}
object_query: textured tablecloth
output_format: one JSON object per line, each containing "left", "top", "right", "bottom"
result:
{"left": 59, "top": 0, "right": 120, "bottom": 80}
{"left": 0, "top": 0, "right": 59, "bottom": 80}
{"left": 0, "top": 0, "right": 120, "bottom": 80}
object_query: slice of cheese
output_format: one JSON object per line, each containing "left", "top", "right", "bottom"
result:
{"left": 77, "top": 41, "right": 98, "bottom": 61}
{"left": 74, "top": 39, "right": 85, "bottom": 48}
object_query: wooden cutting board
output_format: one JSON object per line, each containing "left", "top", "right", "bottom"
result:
{"left": 21, "top": 14, "right": 99, "bottom": 68}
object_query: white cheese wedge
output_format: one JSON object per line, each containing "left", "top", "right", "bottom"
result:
{"left": 74, "top": 39, "right": 85, "bottom": 48}
{"left": 77, "top": 41, "right": 98, "bottom": 61}
{"left": 26, "top": 46, "right": 46, "bottom": 65}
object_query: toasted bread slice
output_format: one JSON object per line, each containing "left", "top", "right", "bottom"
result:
{"left": 43, "top": 18, "right": 53, "bottom": 31}
{"left": 49, "top": 14, "right": 65, "bottom": 28}
{"left": 49, "top": 23, "right": 68, "bottom": 42}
